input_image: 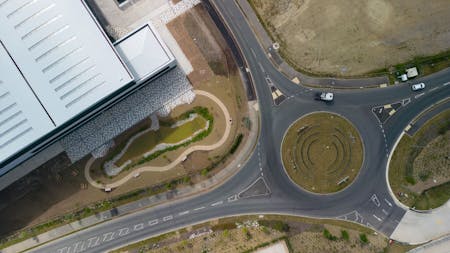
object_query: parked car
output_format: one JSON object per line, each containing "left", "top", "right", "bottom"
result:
{"left": 411, "top": 83, "right": 425, "bottom": 91}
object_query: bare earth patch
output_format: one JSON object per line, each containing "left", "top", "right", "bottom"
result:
{"left": 249, "top": 0, "right": 450, "bottom": 76}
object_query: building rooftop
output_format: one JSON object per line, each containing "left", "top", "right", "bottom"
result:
{"left": 0, "top": 0, "right": 133, "bottom": 163}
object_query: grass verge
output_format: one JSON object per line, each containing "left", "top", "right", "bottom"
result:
{"left": 389, "top": 109, "right": 450, "bottom": 209}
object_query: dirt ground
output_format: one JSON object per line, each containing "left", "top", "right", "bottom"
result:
{"left": 114, "top": 215, "right": 410, "bottom": 253}
{"left": 281, "top": 113, "right": 363, "bottom": 193}
{"left": 250, "top": 0, "right": 450, "bottom": 76}
{"left": 0, "top": 4, "right": 248, "bottom": 239}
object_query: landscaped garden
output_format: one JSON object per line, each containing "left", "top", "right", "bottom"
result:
{"left": 281, "top": 112, "right": 363, "bottom": 193}
{"left": 389, "top": 109, "right": 450, "bottom": 210}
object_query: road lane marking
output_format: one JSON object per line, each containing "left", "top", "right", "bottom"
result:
{"left": 179, "top": 210, "right": 190, "bottom": 216}
{"left": 87, "top": 236, "right": 100, "bottom": 248}
{"left": 227, "top": 195, "right": 238, "bottom": 202}
{"left": 373, "top": 214, "right": 382, "bottom": 222}
{"left": 382, "top": 209, "right": 389, "bottom": 215}
{"left": 134, "top": 223, "right": 144, "bottom": 231}
{"left": 211, "top": 201, "right": 223, "bottom": 206}
{"left": 57, "top": 247, "right": 70, "bottom": 253}
{"left": 73, "top": 241, "right": 85, "bottom": 253}
{"left": 414, "top": 92, "right": 425, "bottom": 99}
{"left": 371, "top": 194, "right": 381, "bottom": 207}
{"left": 118, "top": 227, "right": 130, "bottom": 236}
{"left": 250, "top": 48, "right": 256, "bottom": 58}
{"left": 384, "top": 199, "right": 393, "bottom": 207}
{"left": 163, "top": 215, "right": 173, "bottom": 221}
{"left": 148, "top": 219, "right": 158, "bottom": 226}
{"left": 102, "top": 232, "right": 115, "bottom": 242}
{"left": 194, "top": 206, "right": 205, "bottom": 211}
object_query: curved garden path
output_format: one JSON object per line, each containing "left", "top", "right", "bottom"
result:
{"left": 85, "top": 90, "right": 231, "bottom": 189}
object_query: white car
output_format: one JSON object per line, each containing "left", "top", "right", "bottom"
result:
{"left": 315, "top": 92, "right": 334, "bottom": 102}
{"left": 411, "top": 83, "right": 425, "bottom": 91}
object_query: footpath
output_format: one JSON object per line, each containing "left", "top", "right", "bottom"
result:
{"left": 234, "top": 0, "right": 388, "bottom": 88}
{"left": 85, "top": 90, "right": 232, "bottom": 189}
{"left": 1, "top": 101, "right": 260, "bottom": 253}
{"left": 391, "top": 200, "right": 450, "bottom": 245}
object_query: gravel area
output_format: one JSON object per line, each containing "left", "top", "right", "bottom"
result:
{"left": 59, "top": 67, "right": 193, "bottom": 162}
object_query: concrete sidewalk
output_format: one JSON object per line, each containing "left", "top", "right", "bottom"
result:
{"left": 391, "top": 200, "right": 450, "bottom": 245}
{"left": 1, "top": 101, "right": 259, "bottom": 253}
{"left": 407, "top": 234, "right": 450, "bottom": 253}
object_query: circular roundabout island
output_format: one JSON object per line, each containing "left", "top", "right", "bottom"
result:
{"left": 281, "top": 112, "right": 364, "bottom": 194}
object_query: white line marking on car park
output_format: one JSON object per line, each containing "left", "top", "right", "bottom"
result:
{"left": 179, "top": 210, "right": 190, "bottom": 216}
{"left": 211, "top": 201, "right": 223, "bottom": 206}
{"left": 414, "top": 92, "right": 425, "bottom": 99}
{"left": 384, "top": 199, "right": 392, "bottom": 207}
{"left": 373, "top": 214, "right": 382, "bottom": 222}
{"left": 148, "top": 219, "right": 158, "bottom": 226}
{"left": 163, "top": 215, "right": 173, "bottom": 221}
{"left": 382, "top": 209, "right": 389, "bottom": 215}
{"left": 194, "top": 206, "right": 205, "bottom": 211}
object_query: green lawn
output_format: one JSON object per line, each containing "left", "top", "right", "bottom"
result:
{"left": 116, "top": 115, "right": 207, "bottom": 166}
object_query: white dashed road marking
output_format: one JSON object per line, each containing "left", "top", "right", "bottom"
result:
{"left": 211, "top": 201, "right": 223, "bottom": 206}
{"left": 148, "top": 219, "right": 158, "bottom": 226}
{"left": 163, "top": 215, "right": 173, "bottom": 221}
{"left": 384, "top": 199, "right": 393, "bottom": 207}
{"left": 414, "top": 92, "right": 425, "bottom": 99}
{"left": 179, "top": 210, "right": 190, "bottom": 216}
{"left": 373, "top": 214, "right": 382, "bottom": 222}
{"left": 194, "top": 206, "right": 205, "bottom": 211}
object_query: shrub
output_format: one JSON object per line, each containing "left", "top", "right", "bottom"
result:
{"left": 273, "top": 221, "right": 289, "bottom": 232}
{"left": 230, "top": 134, "right": 243, "bottom": 154}
{"left": 341, "top": 230, "right": 349, "bottom": 240}
{"left": 323, "top": 229, "right": 337, "bottom": 240}
{"left": 359, "top": 233, "right": 369, "bottom": 243}
{"left": 405, "top": 176, "right": 416, "bottom": 185}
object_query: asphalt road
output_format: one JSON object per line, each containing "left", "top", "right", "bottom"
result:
{"left": 29, "top": 1, "right": 450, "bottom": 253}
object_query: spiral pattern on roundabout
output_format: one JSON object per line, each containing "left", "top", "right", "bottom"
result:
{"left": 281, "top": 112, "right": 363, "bottom": 193}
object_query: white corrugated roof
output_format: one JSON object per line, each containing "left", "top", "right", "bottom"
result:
{"left": 0, "top": 42, "right": 55, "bottom": 162}
{"left": 0, "top": 0, "right": 134, "bottom": 162}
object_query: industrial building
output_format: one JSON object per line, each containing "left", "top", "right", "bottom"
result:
{"left": 0, "top": 0, "right": 177, "bottom": 186}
